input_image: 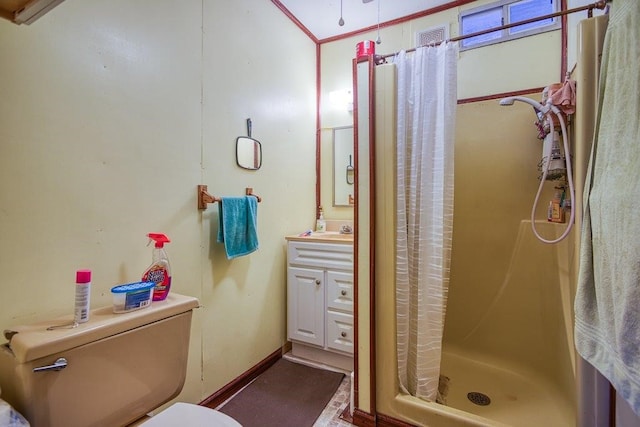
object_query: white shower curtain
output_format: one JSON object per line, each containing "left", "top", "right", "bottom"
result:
{"left": 394, "top": 42, "right": 458, "bottom": 401}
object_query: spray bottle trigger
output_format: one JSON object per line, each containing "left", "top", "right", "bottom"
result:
{"left": 146, "top": 233, "right": 171, "bottom": 248}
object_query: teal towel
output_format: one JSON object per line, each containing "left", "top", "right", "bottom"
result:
{"left": 217, "top": 196, "right": 259, "bottom": 259}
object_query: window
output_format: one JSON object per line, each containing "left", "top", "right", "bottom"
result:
{"left": 459, "top": 0, "right": 559, "bottom": 50}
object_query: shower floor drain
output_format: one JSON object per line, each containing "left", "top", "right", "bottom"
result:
{"left": 467, "top": 391, "right": 491, "bottom": 406}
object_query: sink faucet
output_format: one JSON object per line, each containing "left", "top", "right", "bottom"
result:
{"left": 339, "top": 224, "right": 353, "bottom": 234}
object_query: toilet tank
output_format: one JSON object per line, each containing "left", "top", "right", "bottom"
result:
{"left": 0, "top": 293, "right": 199, "bottom": 427}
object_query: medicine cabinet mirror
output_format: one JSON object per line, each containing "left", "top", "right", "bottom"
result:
{"left": 236, "top": 137, "right": 262, "bottom": 170}
{"left": 333, "top": 126, "right": 354, "bottom": 207}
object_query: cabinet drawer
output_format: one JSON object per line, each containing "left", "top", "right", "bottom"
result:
{"left": 326, "top": 311, "right": 354, "bottom": 354}
{"left": 288, "top": 241, "right": 353, "bottom": 271}
{"left": 327, "top": 271, "right": 353, "bottom": 313}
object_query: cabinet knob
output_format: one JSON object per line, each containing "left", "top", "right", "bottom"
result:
{"left": 341, "top": 332, "right": 347, "bottom": 338}
{"left": 315, "top": 279, "right": 321, "bottom": 285}
{"left": 341, "top": 290, "right": 347, "bottom": 296}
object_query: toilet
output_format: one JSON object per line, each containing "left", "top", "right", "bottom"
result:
{"left": 140, "top": 402, "right": 239, "bottom": 426}
{"left": 0, "top": 293, "right": 240, "bottom": 427}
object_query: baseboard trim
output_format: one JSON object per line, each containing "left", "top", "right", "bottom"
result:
{"left": 377, "top": 412, "right": 417, "bottom": 427}
{"left": 353, "top": 408, "right": 376, "bottom": 427}
{"left": 199, "top": 347, "right": 282, "bottom": 409}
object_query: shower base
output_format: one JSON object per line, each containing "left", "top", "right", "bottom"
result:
{"left": 439, "top": 348, "right": 574, "bottom": 427}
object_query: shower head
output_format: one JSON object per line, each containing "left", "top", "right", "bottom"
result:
{"left": 499, "top": 96, "right": 549, "bottom": 114}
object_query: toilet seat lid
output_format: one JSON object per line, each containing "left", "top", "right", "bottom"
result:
{"left": 141, "top": 403, "right": 241, "bottom": 427}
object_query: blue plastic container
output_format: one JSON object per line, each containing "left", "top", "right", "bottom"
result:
{"left": 111, "top": 281, "right": 155, "bottom": 313}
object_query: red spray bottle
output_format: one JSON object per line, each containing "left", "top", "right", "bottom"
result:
{"left": 142, "top": 233, "right": 172, "bottom": 301}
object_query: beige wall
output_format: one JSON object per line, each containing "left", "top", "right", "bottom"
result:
{"left": 320, "top": 1, "right": 561, "bottom": 106}
{"left": 0, "top": 0, "right": 316, "bottom": 404}
{"left": 445, "top": 98, "right": 557, "bottom": 344}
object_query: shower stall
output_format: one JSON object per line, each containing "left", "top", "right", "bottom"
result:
{"left": 355, "top": 14, "right": 608, "bottom": 427}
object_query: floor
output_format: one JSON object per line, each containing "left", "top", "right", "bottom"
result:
{"left": 214, "top": 356, "right": 355, "bottom": 427}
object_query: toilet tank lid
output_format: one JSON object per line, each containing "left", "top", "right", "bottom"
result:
{"left": 3, "top": 293, "right": 199, "bottom": 364}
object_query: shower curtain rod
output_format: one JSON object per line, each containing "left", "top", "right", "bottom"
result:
{"left": 378, "top": 0, "right": 608, "bottom": 60}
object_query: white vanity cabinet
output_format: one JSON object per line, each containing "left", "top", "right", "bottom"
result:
{"left": 286, "top": 238, "right": 354, "bottom": 370}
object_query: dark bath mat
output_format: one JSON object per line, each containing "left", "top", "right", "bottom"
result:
{"left": 219, "top": 358, "right": 344, "bottom": 427}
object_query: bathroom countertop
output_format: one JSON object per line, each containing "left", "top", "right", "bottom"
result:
{"left": 285, "top": 231, "right": 353, "bottom": 244}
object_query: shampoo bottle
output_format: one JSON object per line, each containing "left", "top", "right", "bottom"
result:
{"left": 547, "top": 189, "right": 565, "bottom": 223}
{"left": 142, "top": 233, "right": 172, "bottom": 301}
{"left": 74, "top": 269, "right": 91, "bottom": 324}
{"left": 315, "top": 207, "right": 326, "bottom": 233}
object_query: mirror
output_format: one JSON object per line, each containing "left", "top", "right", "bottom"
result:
{"left": 333, "top": 126, "right": 354, "bottom": 206}
{"left": 236, "top": 137, "right": 262, "bottom": 170}
{"left": 346, "top": 155, "right": 354, "bottom": 185}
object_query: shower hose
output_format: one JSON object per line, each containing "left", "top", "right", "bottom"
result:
{"left": 531, "top": 105, "right": 576, "bottom": 244}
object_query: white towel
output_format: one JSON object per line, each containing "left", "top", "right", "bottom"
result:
{"left": 574, "top": 0, "right": 640, "bottom": 417}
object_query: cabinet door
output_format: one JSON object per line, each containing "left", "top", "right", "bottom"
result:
{"left": 287, "top": 267, "right": 324, "bottom": 347}
{"left": 326, "top": 270, "right": 354, "bottom": 313}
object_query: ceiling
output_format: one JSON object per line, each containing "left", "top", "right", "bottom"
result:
{"left": 0, "top": 0, "right": 452, "bottom": 37}
{"left": 277, "top": 0, "right": 452, "bottom": 41}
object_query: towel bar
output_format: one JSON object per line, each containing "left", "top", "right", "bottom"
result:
{"left": 198, "top": 185, "right": 262, "bottom": 210}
